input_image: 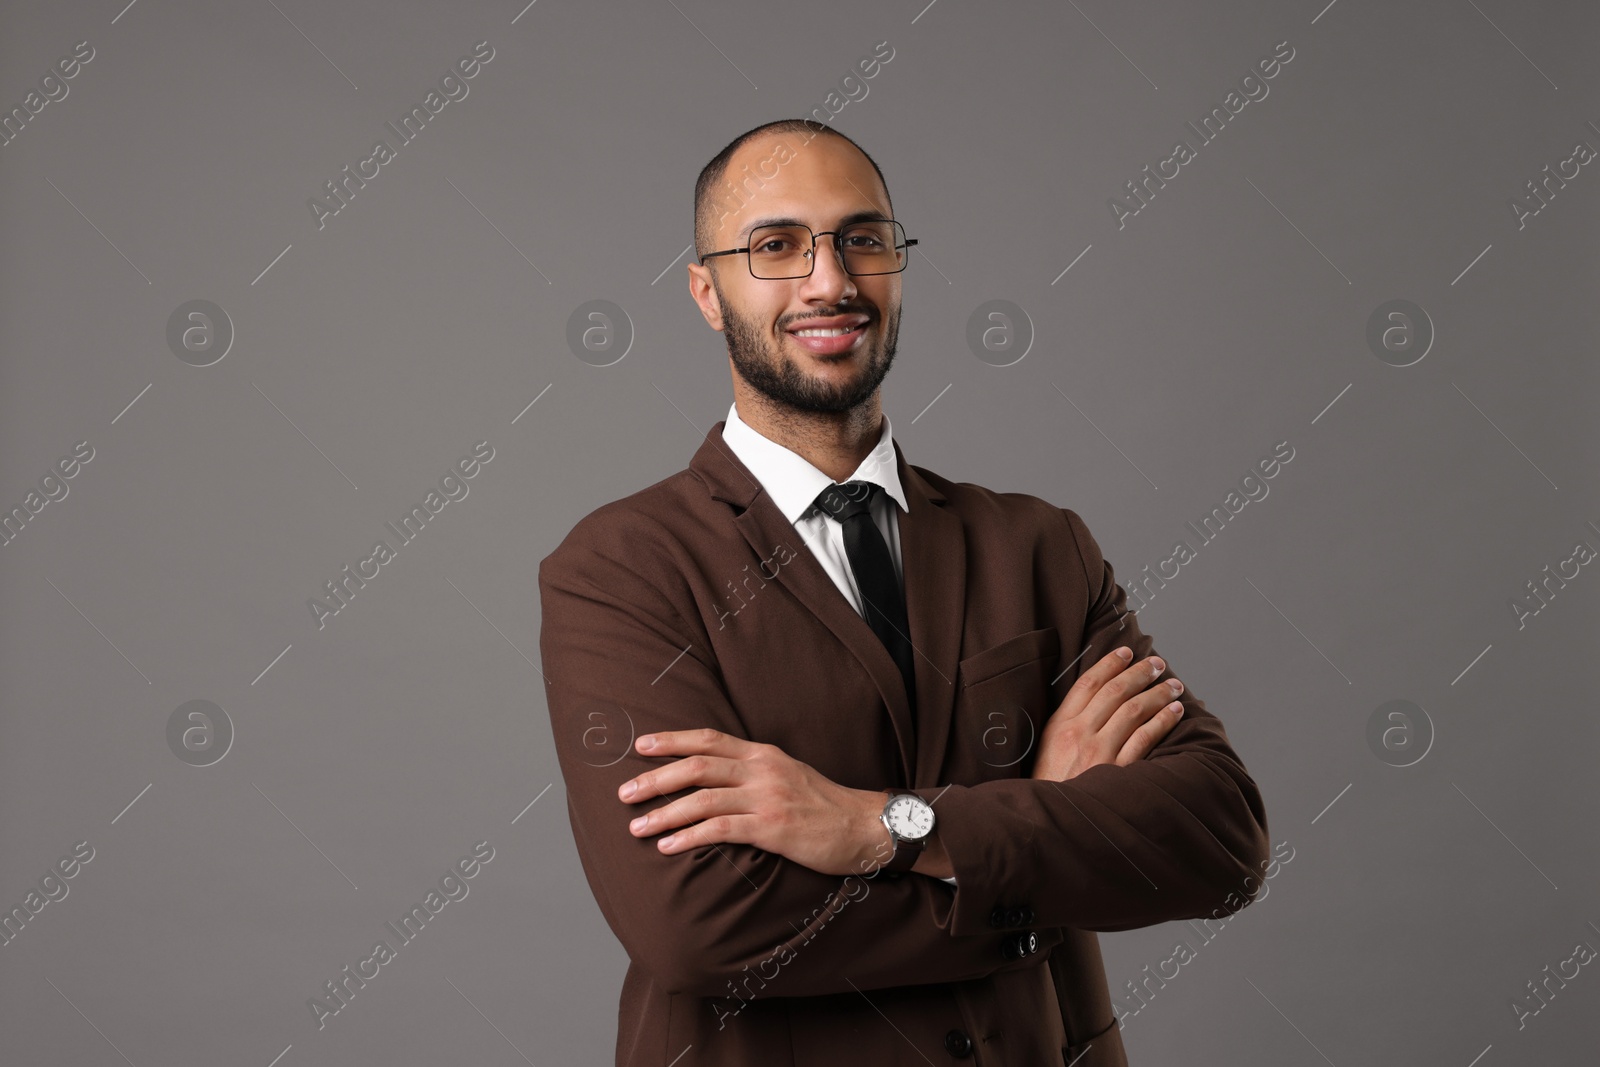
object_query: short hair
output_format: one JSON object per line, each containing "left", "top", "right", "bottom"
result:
{"left": 693, "top": 119, "right": 893, "bottom": 260}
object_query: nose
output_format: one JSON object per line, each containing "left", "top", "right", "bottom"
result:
{"left": 799, "top": 236, "right": 858, "bottom": 305}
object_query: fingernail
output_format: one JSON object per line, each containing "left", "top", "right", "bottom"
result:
{"left": 638, "top": 736, "right": 655, "bottom": 751}
{"left": 1167, "top": 679, "right": 1184, "bottom": 695}
{"left": 1115, "top": 647, "right": 1133, "bottom": 661}
{"left": 630, "top": 816, "right": 647, "bottom": 832}
{"left": 621, "top": 781, "right": 636, "bottom": 799}
{"left": 1150, "top": 657, "right": 1165, "bottom": 674}
{"left": 659, "top": 834, "right": 675, "bottom": 848}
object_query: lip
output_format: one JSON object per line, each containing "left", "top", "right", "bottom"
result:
{"left": 785, "top": 314, "right": 871, "bottom": 356}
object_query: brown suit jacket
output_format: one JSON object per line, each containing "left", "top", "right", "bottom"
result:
{"left": 539, "top": 422, "right": 1271, "bottom": 1066}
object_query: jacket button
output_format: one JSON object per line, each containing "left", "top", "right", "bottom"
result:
{"left": 989, "top": 905, "right": 1008, "bottom": 928}
{"left": 1019, "top": 905, "right": 1035, "bottom": 925}
{"left": 1001, "top": 931, "right": 1038, "bottom": 959}
{"left": 944, "top": 1029, "right": 974, "bottom": 1058}
{"left": 1005, "top": 907, "right": 1027, "bottom": 928}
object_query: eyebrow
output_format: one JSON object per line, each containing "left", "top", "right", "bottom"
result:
{"left": 737, "top": 210, "right": 891, "bottom": 243}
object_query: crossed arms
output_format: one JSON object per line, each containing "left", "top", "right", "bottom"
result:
{"left": 538, "top": 506, "right": 1271, "bottom": 997}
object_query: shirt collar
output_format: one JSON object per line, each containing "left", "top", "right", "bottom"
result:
{"left": 721, "top": 401, "right": 909, "bottom": 524}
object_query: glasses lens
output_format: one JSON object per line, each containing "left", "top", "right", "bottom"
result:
{"left": 839, "top": 220, "right": 905, "bottom": 276}
{"left": 745, "top": 221, "right": 908, "bottom": 278}
{"left": 747, "top": 225, "right": 813, "bottom": 279}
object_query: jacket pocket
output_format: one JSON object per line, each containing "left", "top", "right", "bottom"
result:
{"left": 954, "top": 627, "right": 1059, "bottom": 778}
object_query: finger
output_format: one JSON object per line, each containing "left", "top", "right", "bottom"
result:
{"left": 1114, "top": 699, "right": 1185, "bottom": 765}
{"left": 619, "top": 753, "right": 742, "bottom": 804}
{"left": 1077, "top": 654, "right": 1168, "bottom": 733}
{"left": 635, "top": 727, "right": 753, "bottom": 757}
{"left": 1102, "top": 674, "right": 1184, "bottom": 746}
{"left": 628, "top": 782, "right": 747, "bottom": 838}
{"left": 655, "top": 811, "right": 760, "bottom": 854}
{"left": 1056, "top": 646, "right": 1136, "bottom": 719}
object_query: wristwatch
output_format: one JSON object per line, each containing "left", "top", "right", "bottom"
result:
{"left": 879, "top": 789, "right": 936, "bottom": 874}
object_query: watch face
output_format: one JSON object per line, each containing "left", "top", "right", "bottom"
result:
{"left": 886, "top": 794, "right": 934, "bottom": 840}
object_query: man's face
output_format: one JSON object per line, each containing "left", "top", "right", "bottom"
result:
{"left": 690, "top": 133, "right": 904, "bottom": 416}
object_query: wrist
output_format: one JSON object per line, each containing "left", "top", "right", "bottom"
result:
{"left": 859, "top": 789, "right": 896, "bottom": 875}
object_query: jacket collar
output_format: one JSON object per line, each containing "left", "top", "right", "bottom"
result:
{"left": 689, "top": 420, "right": 965, "bottom": 787}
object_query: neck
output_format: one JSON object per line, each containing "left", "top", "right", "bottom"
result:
{"left": 733, "top": 384, "right": 885, "bottom": 485}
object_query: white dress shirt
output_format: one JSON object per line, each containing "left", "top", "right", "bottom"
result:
{"left": 721, "top": 401, "right": 958, "bottom": 887}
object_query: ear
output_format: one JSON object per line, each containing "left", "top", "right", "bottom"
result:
{"left": 687, "top": 263, "right": 725, "bottom": 331}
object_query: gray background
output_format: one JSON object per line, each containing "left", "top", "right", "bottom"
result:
{"left": 2, "top": 0, "right": 1596, "bottom": 1064}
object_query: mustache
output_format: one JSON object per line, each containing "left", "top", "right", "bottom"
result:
{"left": 781, "top": 307, "right": 876, "bottom": 329}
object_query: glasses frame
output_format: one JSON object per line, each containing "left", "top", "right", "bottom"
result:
{"left": 698, "top": 218, "right": 918, "bottom": 279}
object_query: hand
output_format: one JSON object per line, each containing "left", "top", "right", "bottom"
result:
{"left": 617, "top": 729, "right": 890, "bottom": 877}
{"left": 1031, "top": 647, "right": 1185, "bottom": 781}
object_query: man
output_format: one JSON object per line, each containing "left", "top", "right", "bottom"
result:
{"left": 539, "top": 118, "right": 1271, "bottom": 1066}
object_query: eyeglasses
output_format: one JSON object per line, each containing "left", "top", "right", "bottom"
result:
{"left": 699, "top": 219, "right": 917, "bottom": 279}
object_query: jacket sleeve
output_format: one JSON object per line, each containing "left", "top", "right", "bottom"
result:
{"left": 538, "top": 520, "right": 1059, "bottom": 1000}
{"left": 908, "top": 507, "right": 1272, "bottom": 938}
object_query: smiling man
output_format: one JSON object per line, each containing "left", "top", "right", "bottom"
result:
{"left": 539, "top": 119, "right": 1271, "bottom": 1067}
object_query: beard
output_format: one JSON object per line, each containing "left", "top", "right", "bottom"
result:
{"left": 715, "top": 279, "right": 901, "bottom": 415}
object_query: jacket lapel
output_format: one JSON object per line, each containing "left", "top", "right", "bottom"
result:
{"left": 896, "top": 445, "right": 967, "bottom": 788}
{"left": 691, "top": 422, "right": 967, "bottom": 788}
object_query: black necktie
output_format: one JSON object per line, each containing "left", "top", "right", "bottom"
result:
{"left": 813, "top": 481, "right": 917, "bottom": 710}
